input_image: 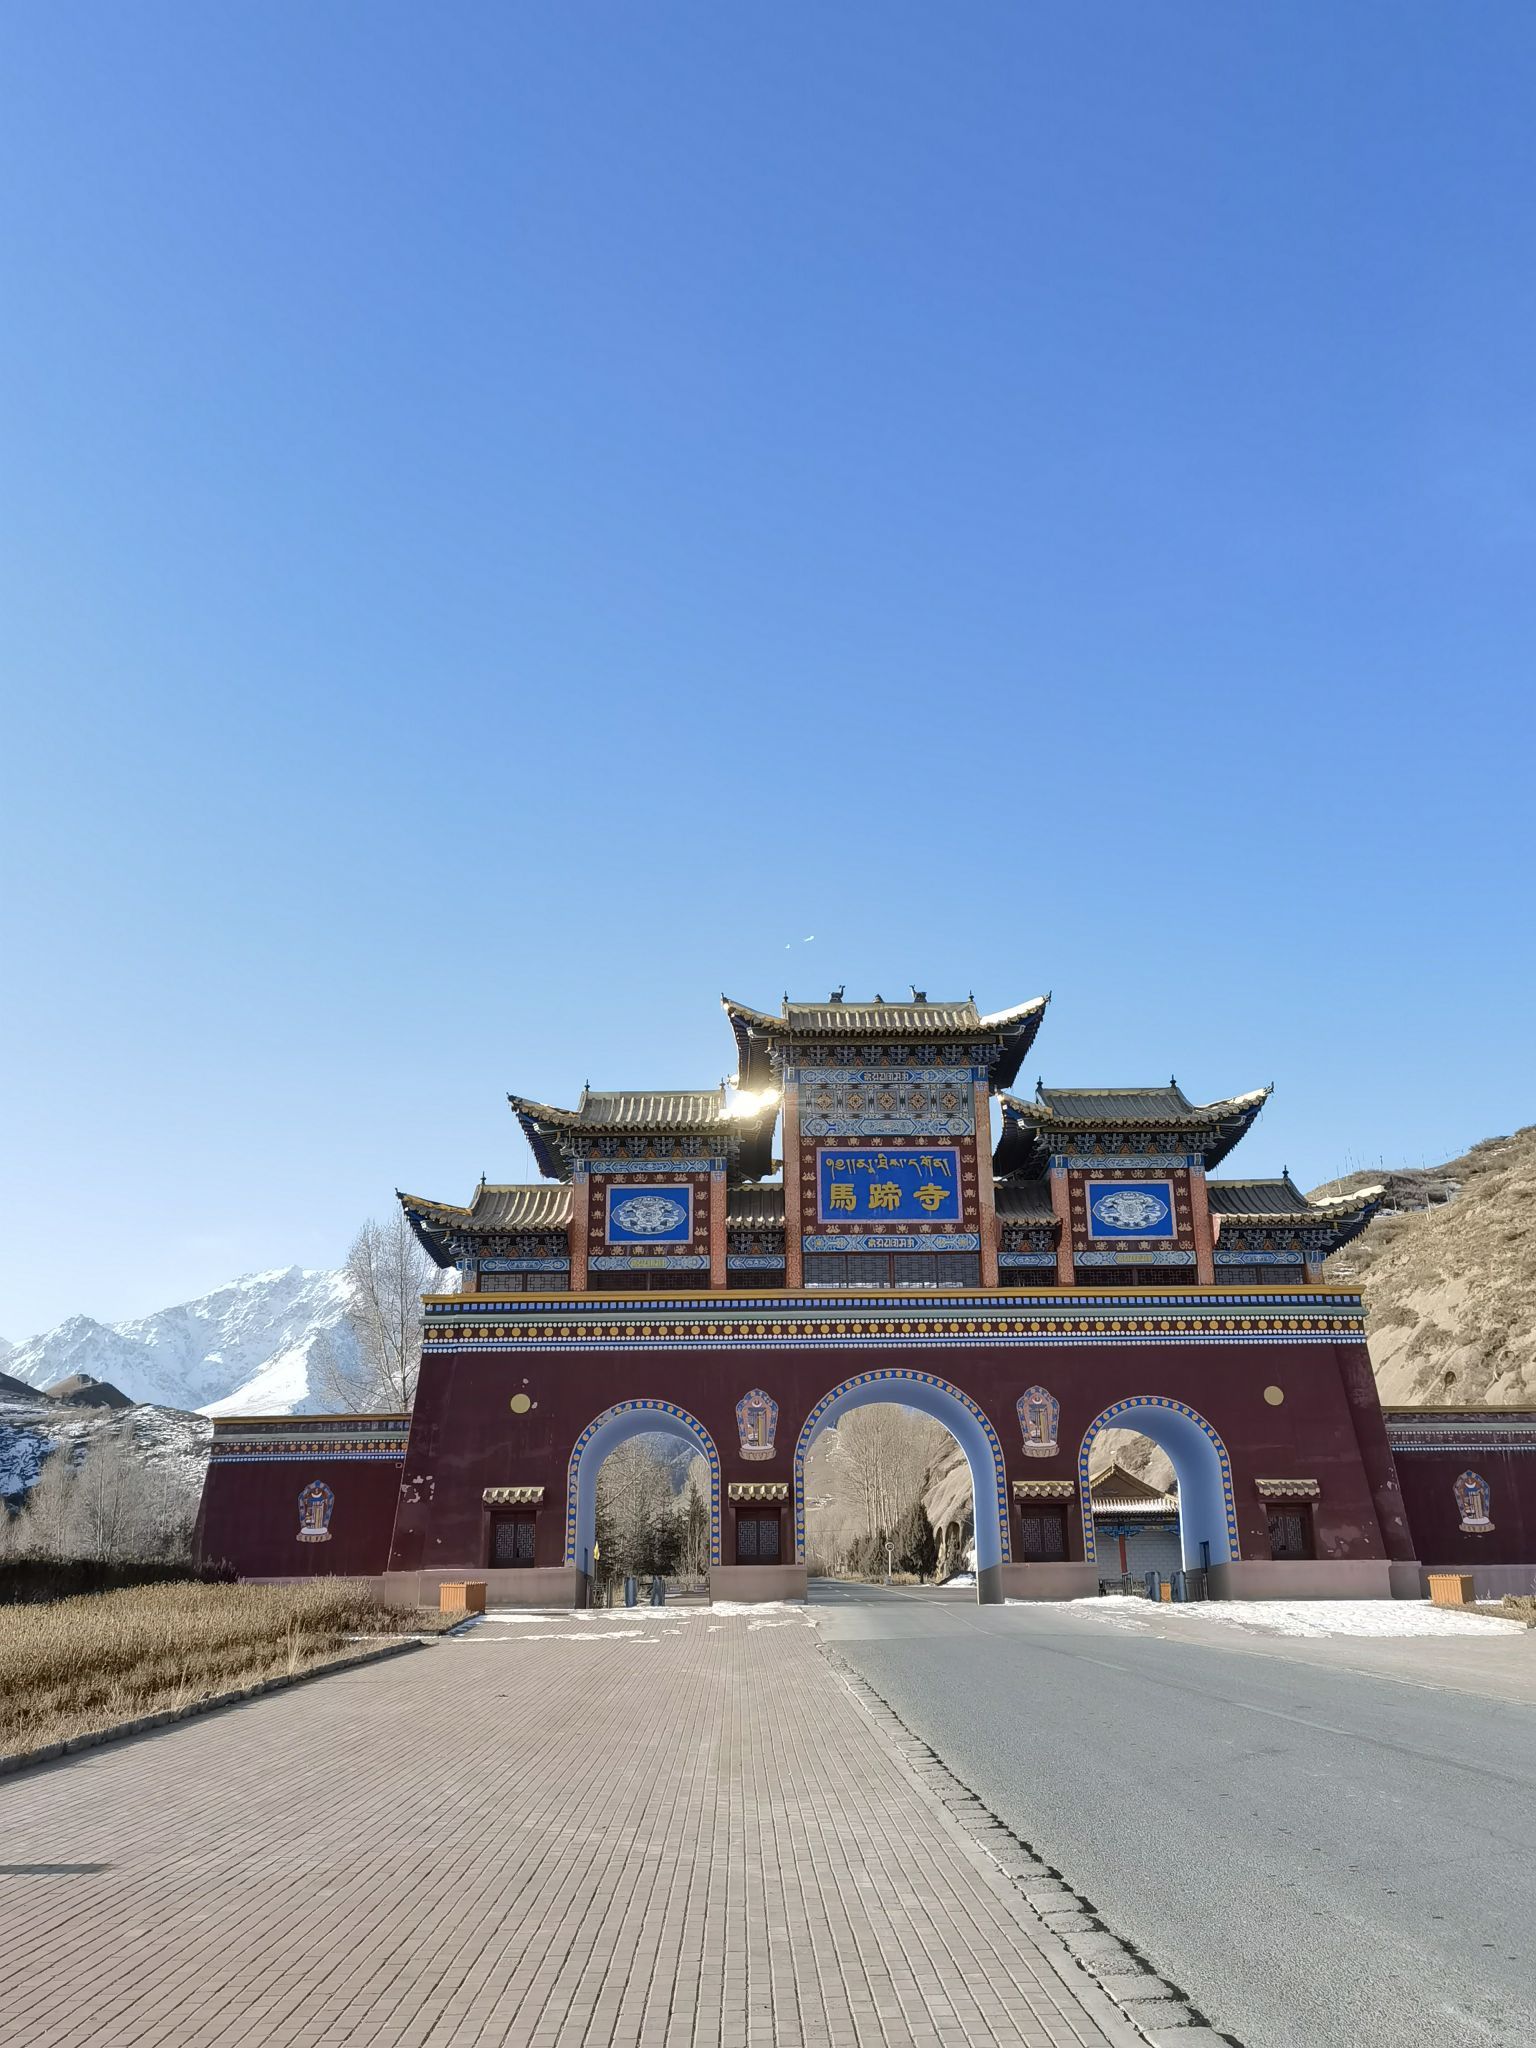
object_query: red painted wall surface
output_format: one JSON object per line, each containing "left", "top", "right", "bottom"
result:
{"left": 198, "top": 1459, "right": 402, "bottom": 1578}
{"left": 384, "top": 1336, "right": 1396, "bottom": 1574}
{"left": 1393, "top": 1449, "right": 1536, "bottom": 1569}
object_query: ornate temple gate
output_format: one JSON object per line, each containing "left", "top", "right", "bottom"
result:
{"left": 197, "top": 992, "right": 1441, "bottom": 1601}
{"left": 372, "top": 1283, "right": 1416, "bottom": 1607}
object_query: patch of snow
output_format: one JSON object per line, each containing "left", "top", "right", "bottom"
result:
{"left": 1160, "top": 1598, "right": 1526, "bottom": 1639}
{"left": 941, "top": 1572, "right": 976, "bottom": 1588}
{"left": 1027, "top": 1595, "right": 1525, "bottom": 1639}
{"left": 706, "top": 1600, "right": 807, "bottom": 1616}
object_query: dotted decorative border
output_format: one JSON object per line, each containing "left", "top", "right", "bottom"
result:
{"left": 791, "top": 1368, "right": 1011, "bottom": 1566}
{"left": 423, "top": 1329, "right": 1359, "bottom": 1355}
{"left": 563, "top": 1398, "right": 722, "bottom": 1569}
{"left": 1076, "top": 1397, "right": 1239, "bottom": 1565}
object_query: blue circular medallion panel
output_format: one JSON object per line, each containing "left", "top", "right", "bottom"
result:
{"left": 1091, "top": 1189, "right": 1169, "bottom": 1232}
{"left": 613, "top": 1194, "right": 688, "bottom": 1236}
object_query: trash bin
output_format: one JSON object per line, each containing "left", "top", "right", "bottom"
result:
{"left": 439, "top": 1581, "right": 487, "bottom": 1615}
{"left": 1427, "top": 1573, "right": 1476, "bottom": 1607}
{"left": 624, "top": 1575, "right": 638, "bottom": 1608}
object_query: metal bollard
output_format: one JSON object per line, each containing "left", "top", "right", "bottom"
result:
{"left": 624, "top": 1575, "right": 638, "bottom": 1607}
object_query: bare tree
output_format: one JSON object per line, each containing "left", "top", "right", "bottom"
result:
{"left": 76, "top": 1434, "right": 137, "bottom": 1562}
{"left": 826, "top": 1406, "right": 948, "bottom": 1539}
{"left": 320, "top": 1213, "right": 438, "bottom": 1412}
{"left": 678, "top": 1453, "right": 712, "bottom": 1580}
{"left": 13, "top": 1445, "right": 82, "bottom": 1557}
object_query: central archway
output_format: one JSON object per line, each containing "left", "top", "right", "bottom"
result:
{"left": 795, "top": 1368, "right": 1011, "bottom": 1603}
{"left": 1078, "top": 1397, "right": 1238, "bottom": 1570}
{"left": 565, "top": 1398, "right": 722, "bottom": 1573}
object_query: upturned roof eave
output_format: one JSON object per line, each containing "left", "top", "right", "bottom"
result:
{"left": 994, "top": 1084, "right": 1272, "bottom": 1175}
{"left": 508, "top": 1086, "right": 779, "bottom": 1182}
{"left": 723, "top": 991, "right": 1049, "bottom": 1090}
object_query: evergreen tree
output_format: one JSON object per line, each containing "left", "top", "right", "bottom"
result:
{"left": 893, "top": 1501, "right": 938, "bottom": 1581}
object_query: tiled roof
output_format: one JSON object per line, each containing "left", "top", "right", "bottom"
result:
{"left": 1208, "top": 1178, "right": 1385, "bottom": 1222}
{"left": 1031, "top": 1084, "right": 1272, "bottom": 1124}
{"left": 510, "top": 1088, "right": 734, "bottom": 1131}
{"left": 399, "top": 1183, "right": 572, "bottom": 1229}
{"left": 508, "top": 1085, "right": 779, "bottom": 1181}
{"left": 727, "top": 994, "right": 1046, "bottom": 1037}
{"left": 785, "top": 1001, "right": 982, "bottom": 1034}
{"left": 1206, "top": 1177, "right": 1312, "bottom": 1217}
{"left": 465, "top": 1185, "right": 573, "bottom": 1229}
{"left": 992, "top": 1181, "right": 1055, "bottom": 1221}
{"left": 994, "top": 1083, "right": 1270, "bottom": 1176}
{"left": 398, "top": 1183, "right": 573, "bottom": 1266}
{"left": 724, "top": 993, "right": 1048, "bottom": 1089}
{"left": 727, "top": 1185, "right": 785, "bottom": 1227}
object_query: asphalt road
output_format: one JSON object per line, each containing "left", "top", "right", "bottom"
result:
{"left": 813, "top": 1584, "right": 1536, "bottom": 2048}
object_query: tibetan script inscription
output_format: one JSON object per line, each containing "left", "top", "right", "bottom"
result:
{"left": 816, "top": 1146, "right": 962, "bottom": 1225}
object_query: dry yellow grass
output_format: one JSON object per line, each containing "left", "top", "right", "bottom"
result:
{"left": 0, "top": 1579, "right": 439, "bottom": 1758}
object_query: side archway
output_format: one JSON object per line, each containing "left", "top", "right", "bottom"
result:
{"left": 564, "top": 1398, "right": 722, "bottom": 1571}
{"left": 1077, "top": 1397, "right": 1238, "bottom": 1569}
{"left": 794, "top": 1368, "right": 1011, "bottom": 1601}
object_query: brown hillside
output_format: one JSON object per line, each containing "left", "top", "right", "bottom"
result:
{"left": 1319, "top": 1125, "right": 1536, "bottom": 1407}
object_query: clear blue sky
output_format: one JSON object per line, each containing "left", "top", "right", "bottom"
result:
{"left": 3, "top": 5, "right": 1532, "bottom": 1340}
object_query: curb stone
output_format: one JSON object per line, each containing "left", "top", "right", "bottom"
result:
{"left": 821, "top": 1639, "right": 1246, "bottom": 2048}
{"left": 0, "top": 1635, "right": 426, "bottom": 1784}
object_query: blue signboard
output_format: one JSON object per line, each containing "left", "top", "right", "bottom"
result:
{"left": 1084, "top": 1180, "right": 1177, "bottom": 1241}
{"left": 816, "top": 1147, "right": 962, "bottom": 1225}
{"left": 605, "top": 1184, "right": 693, "bottom": 1245}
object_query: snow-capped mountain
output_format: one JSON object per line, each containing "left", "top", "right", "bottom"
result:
{"left": 4, "top": 1267, "right": 365, "bottom": 1416}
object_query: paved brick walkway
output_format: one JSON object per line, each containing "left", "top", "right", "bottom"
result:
{"left": 0, "top": 1609, "right": 1137, "bottom": 2047}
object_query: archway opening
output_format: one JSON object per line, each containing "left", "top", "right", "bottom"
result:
{"left": 1086, "top": 1427, "right": 1182, "bottom": 1588}
{"left": 796, "top": 1371, "right": 1010, "bottom": 1603}
{"left": 1079, "top": 1399, "right": 1235, "bottom": 1578}
{"left": 802, "top": 1403, "right": 958, "bottom": 1586}
{"left": 566, "top": 1401, "right": 721, "bottom": 1595}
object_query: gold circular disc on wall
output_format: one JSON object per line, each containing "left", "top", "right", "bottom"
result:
{"left": 509, "top": 1392, "right": 532, "bottom": 1415}
{"left": 1263, "top": 1385, "right": 1285, "bottom": 1406}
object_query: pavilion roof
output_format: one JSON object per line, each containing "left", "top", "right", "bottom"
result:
{"left": 1206, "top": 1175, "right": 1312, "bottom": 1216}
{"left": 398, "top": 1183, "right": 573, "bottom": 1266}
{"left": 994, "top": 1082, "right": 1270, "bottom": 1176}
{"left": 1207, "top": 1176, "right": 1385, "bottom": 1253}
{"left": 508, "top": 1085, "right": 779, "bottom": 1181}
{"left": 992, "top": 1180, "right": 1055, "bottom": 1222}
{"left": 723, "top": 992, "right": 1048, "bottom": 1090}
{"left": 726, "top": 1184, "right": 785, "bottom": 1227}
{"left": 1090, "top": 1462, "right": 1174, "bottom": 1506}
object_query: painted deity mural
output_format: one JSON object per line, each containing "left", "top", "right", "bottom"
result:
{"left": 296, "top": 1480, "right": 334, "bottom": 1543}
{"left": 1017, "top": 1386, "right": 1060, "bottom": 1459}
{"left": 1454, "top": 1470, "right": 1494, "bottom": 1534}
{"left": 736, "top": 1388, "right": 779, "bottom": 1461}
